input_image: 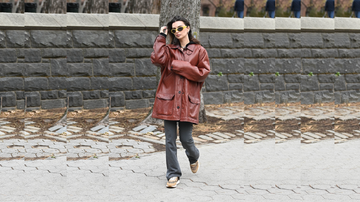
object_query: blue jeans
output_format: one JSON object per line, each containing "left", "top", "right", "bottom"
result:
{"left": 237, "top": 10, "right": 244, "bottom": 18}
{"left": 268, "top": 11, "right": 275, "bottom": 18}
{"left": 356, "top": 11, "right": 360, "bottom": 18}
{"left": 294, "top": 11, "right": 300, "bottom": 18}
{"left": 328, "top": 11, "right": 334, "bottom": 18}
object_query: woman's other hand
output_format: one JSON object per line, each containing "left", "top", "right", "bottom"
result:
{"left": 160, "top": 26, "right": 168, "bottom": 35}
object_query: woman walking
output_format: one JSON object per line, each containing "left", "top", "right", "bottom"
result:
{"left": 150, "top": 16, "right": 211, "bottom": 188}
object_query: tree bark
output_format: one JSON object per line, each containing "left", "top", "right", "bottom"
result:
{"left": 142, "top": 0, "right": 207, "bottom": 125}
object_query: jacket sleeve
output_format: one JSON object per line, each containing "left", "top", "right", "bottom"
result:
{"left": 170, "top": 47, "right": 210, "bottom": 83}
{"left": 151, "top": 34, "right": 169, "bottom": 72}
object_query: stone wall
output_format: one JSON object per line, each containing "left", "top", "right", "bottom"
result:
{"left": 0, "top": 14, "right": 359, "bottom": 110}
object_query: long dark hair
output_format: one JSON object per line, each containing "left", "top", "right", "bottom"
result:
{"left": 166, "top": 16, "right": 201, "bottom": 46}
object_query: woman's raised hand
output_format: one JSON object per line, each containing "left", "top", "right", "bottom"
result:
{"left": 160, "top": 26, "right": 168, "bottom": 35}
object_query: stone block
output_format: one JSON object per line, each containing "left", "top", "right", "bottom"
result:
{"left": 25, "top": 77, "right": 48, "bottom": 91}
{"left": 275, "top": 33, "right": 290, "bottom": 48}
{"left": 320, "top": 83, "right": 334, "bottom": 90}
{"left": 347, "top": 84, "right": 360, "bottom": 90}
{"left": 311, "top": 49, "right": 338, "bottom": 58}
{"left": 300, "top": 75, "right": 319, "bottom": 91}
{"left": 228, "top": 74, "right": 243, "bottom": 83}
{"left": 51, "top": 59, "right": 68, "bottom": 76}
{"left": 288, "top": 33, "right": 301, "bottom": 48}
{"left": 334, "top": 76, "right": 347, "bottom": 91}
{"left": 114, "top": 30, "right": 157, "bottom": 48}
{"left": 0, "top": 78, "right": 23, "bottom": 91}
{"left": 135, "top": 59, "right": 157, "bottom": 76}
{"left": 334, "top": 33, "right": 350, "bottom": 48}
{"left": 30, "top": 30, "right": 67, "bottom": 48}
{"left": 260, "top": 83, "right": 274, "bottom": 91}
{"left": 232, "top": 33, "right": 244, "bottom": 48}
{"left": 25, "top": 92, "right": 41, "bottom": 107}
{"left": 301, "top": 49, "right": 312, "bottom": 58}
{"left": 24, "top": 49, "right": 42, "bottom": 62}
{"left": 244, "top": 33, "right": 264, "bottom": 48}
{"left": 0, "top": 31, "right": 4, "bottom": 48}
{"left": 133, "top": 77, "right": 157, "bottom": 90}
{"left": 67, "top": 63, "right": 92, "bottom": 77}
{"left": 42, "top": 48, "right": 67, "bottom": 58}
{"left": 108, "top": 77, "right": 132, "bottom": 91}
{"left": 224, "top": 91, "right": 242, "bottom": 102}
{"left": 318, "top": 74, "right": 336, "bottom": 83}
{"left": 349, "top": 33, "right": 360, "bottom": 48}
{"left": 100, "top": 90, "right": 109, "bottom": 98}
{"left": 82, "top": 91, "right": 100, "bottom": 100}
{"left": 6, "top": 30, "right": 28, "bottom": 48}
{"left": 229, "top": 83, "right": 242, "bottom": 90}
{"left": 275, "top": 59, "right": 302, "bottom": 74}
{"left": 110, "top": 63, "right": 135, "bottom": 76}
{"left": 244, "top": 75, "right": 260, "bottom": 91}
{"left": 334, "top": 92, "right": 341, "bottom": 104}
{"left": 0, "top": 49, "right": 17, "bottom": 62}
{"left": 203, "top": 92, "right": 223, "bottom": 104}
{"left": 243, "top": 49, "right": 252, "bottom": 57}
{"left": 302, "top": 59, "right": 335, "bottom": 74}
{"left": 142, "top": 90, "right": 156, "bottom": 98}
{"left": 72, "top": 30, "right": 110, "bottom": 48}
{"left": 277, "top": 49, "right": 302, "bottom": 58}
{"left": 334, "top": 59, "right": 360, "bottom": 74}
{"left": 243, "top": 92, "right": 255, "bottom": 104}
{"left": 211, "top": 58, "right": 244, "bottom": 74}
{"left": 301, "top": 33, "right": 323, "bottom": 48}
{"left": 126, "top": 48, "right": 153, "bottom": 58}
{"left": 263, "top": 33, "right": 276, "bottom": 48}
{"left": 338, "top": 49, "right": 360, "bottom": 58}
{"left": 124, "top": 91, "right": 142, "bottom": 100}
{"left": 275, "top": 76, "right": 286, "bottom": 91}
{"left": 0, "top": 92, "right": 16, "bottom": 107}
{"left": 125, "top": 99, "right": 149, "bottom": 109}
{"left": 25, "top": 63, "right": 51, "bottom": 77}
{"left": 286, "top": 83, "right": 300, "bottom": 91}
{"left": 205, "top": 75, "right": 228, "bottom": 91}
{"left": 41, "top": 99, "right": 66, "bottom": 109}
{"left": 84, "top": 49, "right": 109, "bottom": 58}
{"left": 58, "top": 90, "right": 67, "bottom": 98}
{"left": 322, "top": 33, "right": 335, "bottom": 48}
{"left": 67, "top": 92, "right": 83, "bottom": 107}
{"left": 110, "top": 92, "right": 125, "bottom": 107}
{"left": 245, "top": 59, "right": 275, "bottom": 74}
{"left": 93, "top": 59, "right": 110, "bottom": 76}
{"left": 207, "top": 33, "right": 233, "bottom": 48}
{"left": 16, "top": 91, "right": 24, "bottom": 100}
{"left": 67, "top": 49, "right": 83, "bottom": 63}
{"left": 66, "top": 77, "right": 90, "bottom": 91}
{"left": 40, "top": 91, "right": 58, "bottom": 100}
{"left": 49, "top": 77, "right": 67, "bottom": 90}
{"left": 109, "top": 49, "right": 126, "bottom": 63}
{"left": 345, "top": 74, "right": 360, "bottom": 83}
{"left": 301, "top": 92, "right": 314, "bottom": 105}
{"left": 220, "top": 49, "right": 243, "bottom": 58}
{"left": 259, "top": 74, "right": 275, "bottom": 83}
{"left": 17, "top": 100, "right": 25, "bottom": 109}
{"left": 0, "top": 63, "right": 25, "bottom": 77}
{"left": 252, "top": 49, "right": 277, "bottom": 58}
{"left": 84, "top": 99, "right": 108, "bottom": 109}
{"left": 207, "top": 49, "right": 221, "bottom": 58}
{"left": 91, "top": 77, "right": 110, "bottom": 90}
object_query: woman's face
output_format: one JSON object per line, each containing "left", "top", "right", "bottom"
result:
{"left": 171, "top": 21, "right": 190, "bottom": 41}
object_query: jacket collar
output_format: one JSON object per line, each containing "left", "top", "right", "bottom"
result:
{"left": 169, "top": 41, "right": 196, "bottom": 52}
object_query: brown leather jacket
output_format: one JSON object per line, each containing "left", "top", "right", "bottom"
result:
{"left": 150, "top": 34, "right": 211, "bottom": 124}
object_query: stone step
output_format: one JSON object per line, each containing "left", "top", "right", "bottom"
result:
{"left": 245, "top": 132, "right": 263, "bottom": 139}
{"left": 303, "top": 132, "right": 322, "bottom": 139}
{"left": 206, "top": 133, "right": 224, "bottom": 140}
{"left": 280, "top": 133, "right": 293, "bottom": 138}
{"left": 302, "top": 139, "right": 320, "bottom": 144}
{"left": 255, "top": 133, "right": 267, "bottom": 138}
{"left": 292, "top": 130, "right": 302, "bottom": 134}
{"left": 90, "top": 125, "right": 105, "bottom": 132}
{"left": 198, "top": 135, "right": 213, "bottom": 141}
{"left": 244, "top": 139, "right": 261, "bottom": 144}
{"left": 132, "top": 125, "right": 147, "bottom": 132}
{"left": 335, "top": 139, "right": 347, "bottom": 144}
{"left": 235, "top": 130, "right": 244, "bottom": 134}
{"left": 48, "top": 125, "right": 63, "bottom": 132}
{"left": 244, "top": 135, "right": 255, "bottom": 140}
{"left": 301, "top": 134, "right": 314, "bottom": 140}
{"left": 334, "top": 133, "right": 349, "bottom": 139}
{"left": 342, "top": 133, "right": 354, "bottom": 138}
{"left": 213, "top": 132, "right": 231, "bottom": 139}
{"left": 224, "top": 133, "right": 236, "bottom": 138}
{"left": 275, "top": 133, "right": 288, "bottom": 139}
{"left": 314, "top": 133, "right": 327, "bottom": 138}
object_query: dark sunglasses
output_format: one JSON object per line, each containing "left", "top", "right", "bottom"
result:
{"left": 171, "top": 26, "right": 188, "bottom": 34}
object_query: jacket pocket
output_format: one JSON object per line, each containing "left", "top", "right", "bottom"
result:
{"left": 188, "top": 95, "right": 200, "bottom": 119}
{"left": 155, "top": 93, "right": 175, "bottom": 115}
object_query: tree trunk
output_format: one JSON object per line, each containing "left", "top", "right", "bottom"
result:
{"left": 142, "top": 0, "right": 207, "bottom": 125}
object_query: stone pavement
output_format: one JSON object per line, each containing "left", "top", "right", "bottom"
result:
{"left": 1, "top": 137, "right": 360, "bottom": 201}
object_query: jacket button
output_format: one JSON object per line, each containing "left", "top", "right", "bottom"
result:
{"left": 177, "top": 106, "right": 180, "bottom": 109}
{"left": 180, "top": 76, "right": 183, "bottom": 79}
{"left": 178, "top": 91, "right": 181, "bottom": 94}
